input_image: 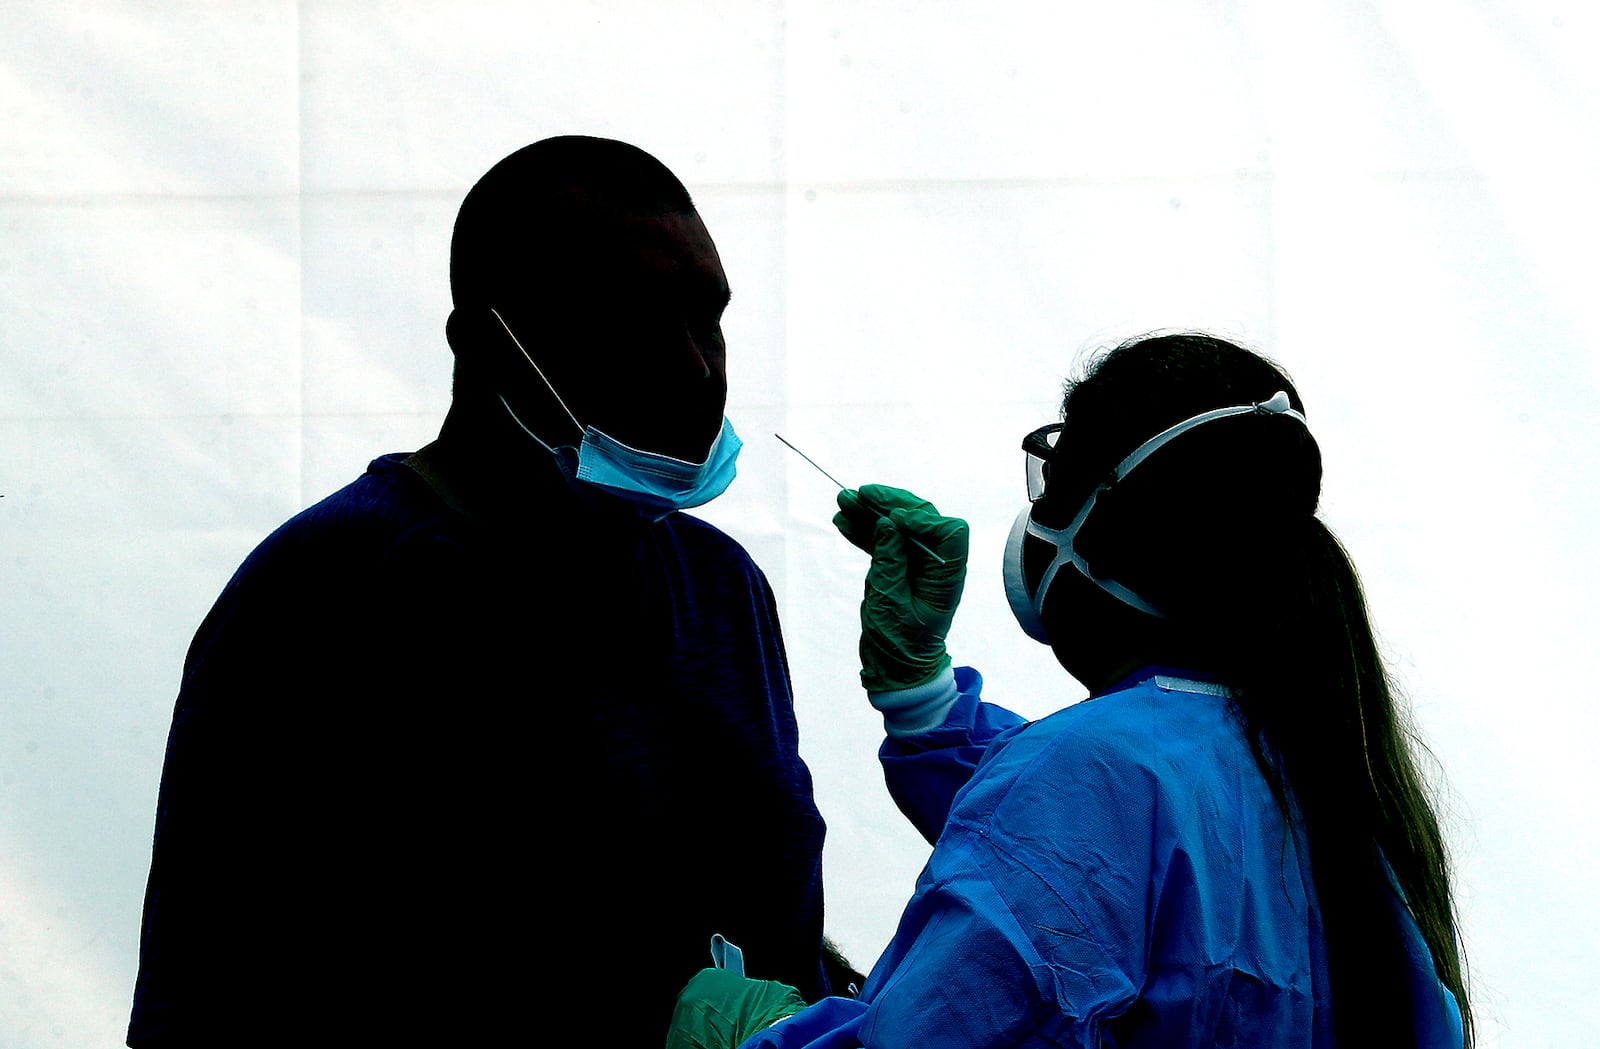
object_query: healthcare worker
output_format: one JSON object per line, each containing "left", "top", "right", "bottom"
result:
{"left": 667, "top": 332, "right": 1471, "bottom": 1048}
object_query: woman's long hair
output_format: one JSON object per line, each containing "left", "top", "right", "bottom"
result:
{"left": 1049, "top": 333, "right": 1471, "bottom": 1046}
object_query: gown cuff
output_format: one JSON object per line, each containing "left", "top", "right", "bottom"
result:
{"left": 868, "top": 665, "right": 961, "bottom": 738}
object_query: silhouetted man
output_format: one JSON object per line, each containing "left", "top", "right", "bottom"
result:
{"left": 130, "top": 136, "right": 853, "bottom": 1047}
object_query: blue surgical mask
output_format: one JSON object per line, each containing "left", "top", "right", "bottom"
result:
{"left": 490, "top": 307, "right": 741, "bottom": 520}
{"left": 572, "top": 416, "right": 742, "bottom": 515}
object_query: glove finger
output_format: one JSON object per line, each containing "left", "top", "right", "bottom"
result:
{"left": 864, "top": 516, "right": 910, "bottom": 600}
{"left": 856, "top": 483, "right": 936, "bottom": 517}
{"left": 886, "top": 507, "right": 968, "bottom": 616}
{"left": 860, "top": 522, "right": 942, "bottom": 675}
{"left": 832, "top": 510, "right": 875, "bottom": 555}
{"left": 889, "top": 505, "right": 970, "bottom": 562}
{"left": 832, "top": 489, "right": 878, "bottom": 554}
{"left": 889, "top": 508, "right": 971, "bottom": 589}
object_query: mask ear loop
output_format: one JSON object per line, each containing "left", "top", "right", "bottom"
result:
{"left": 1026, "top": 507, "right": 1169, "bottom": 621}
{"left": 489, "top": 307, "right": 586, "bottom": 445}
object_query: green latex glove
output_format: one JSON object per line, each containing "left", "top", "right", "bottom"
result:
{"left": 665, "top": 968, "right": 808, "bottom": 1049}
{"left": 833, "top": 484, "right": 970, "bottom": 692}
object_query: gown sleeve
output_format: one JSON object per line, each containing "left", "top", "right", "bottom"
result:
{"left": 742, "top": 696, "right": 1157, "bottom": 1049}
{"left": 732, "top": 849, "right": 1091, "bottom": 1049}
{"left": 876, "top": 666, "right": 1028, "bottom": 844}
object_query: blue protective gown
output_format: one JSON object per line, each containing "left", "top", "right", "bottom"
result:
{"left": 743, "top": 666, "right": 1463, "bottom": 1049}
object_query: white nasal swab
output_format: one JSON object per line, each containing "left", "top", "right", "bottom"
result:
{"left": 774, "top": 434, "right": 949, "bottom": 565}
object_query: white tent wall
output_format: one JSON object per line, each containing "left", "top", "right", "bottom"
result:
{"left": 2, "top": 3, "right": 1594, "bottom": 1046}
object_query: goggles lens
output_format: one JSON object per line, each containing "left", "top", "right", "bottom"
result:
{"left": 1022, "top": 423, "right": 1062, "bottom": 502}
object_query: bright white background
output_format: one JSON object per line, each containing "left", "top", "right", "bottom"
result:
{"left": 2, "top": 3, "right": 1594, "bottom": 1046}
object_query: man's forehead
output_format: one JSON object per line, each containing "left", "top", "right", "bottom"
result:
{"left": 548, "top": 186, "right": 695, "bottom": 239}
{"left": 579, "top": 207, "right": 725, "bottom": 294}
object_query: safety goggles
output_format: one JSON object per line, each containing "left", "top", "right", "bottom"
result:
{"left": 1020, "top": 393, "right": 1307, "bottom": 505}
{"left": 1021, "top": 422, "right": 1064, "bottom": 502}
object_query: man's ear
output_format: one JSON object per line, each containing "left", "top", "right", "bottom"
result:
{"left": 447, "top": 306, "right": 529, "bottom": 389}
{"left": 445, "top": 307, "right": 490, "bottom": 361}
{"left": 442, "top": 308, "right": 508, "bottom": 408}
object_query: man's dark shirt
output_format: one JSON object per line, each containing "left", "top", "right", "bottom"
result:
{"left": 129, "top": 454, "right": 830, "bottom": 1045}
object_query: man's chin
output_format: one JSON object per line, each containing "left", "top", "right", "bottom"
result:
{"left": 626, "top": 412, "right": 726, "bottom": 464}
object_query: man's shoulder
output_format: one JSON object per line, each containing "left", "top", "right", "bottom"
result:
{"left": 265, "top": 453, "right": 446, "bottom": 546}
{"left": 177, "top": 455, "right": 456, "bottom": 687}
{"left": 662, "top": 514, "right": 784, "bottom": 613}
{"left": 662, "top": 510, "right": 761, "bottom": 566}
{"left": 224, "top": 453, "right": 459, "bottom": 592}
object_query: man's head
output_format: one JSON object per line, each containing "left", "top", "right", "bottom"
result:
{"left": 447, "top": 136, "right": 730, "bottom": 463}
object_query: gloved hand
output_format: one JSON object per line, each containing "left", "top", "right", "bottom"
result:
{"left": 665, "top": 968, "right": 808, "bottom": 1049}
{"left": 833, "top": 484, "right": 969, "bottom": 692}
